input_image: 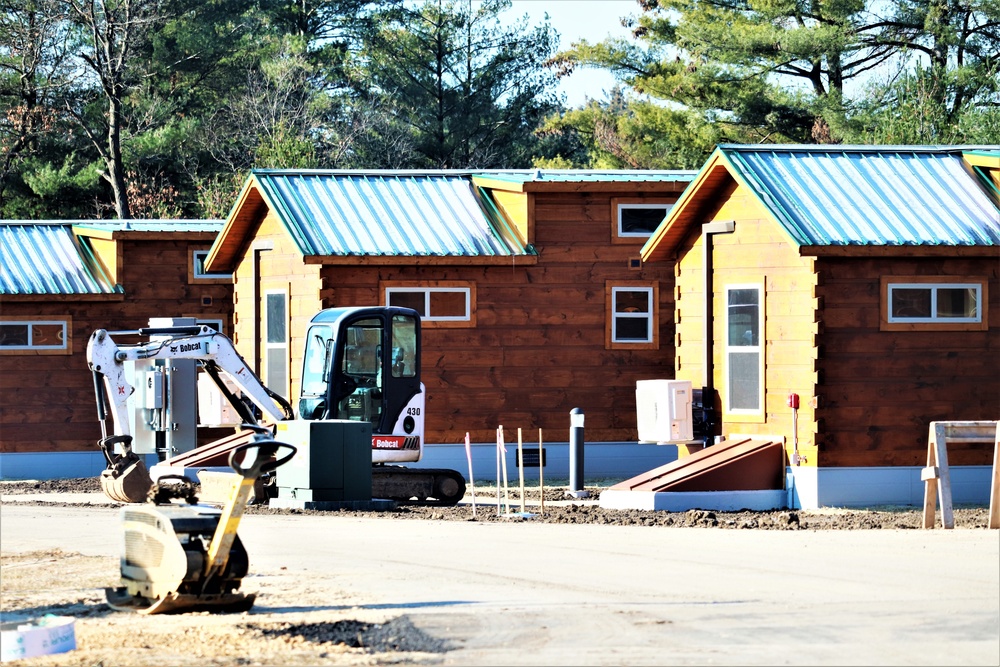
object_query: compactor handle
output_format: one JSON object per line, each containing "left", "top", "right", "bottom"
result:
{"left": 228, "top": 439, "right": 296, "bottom": 478}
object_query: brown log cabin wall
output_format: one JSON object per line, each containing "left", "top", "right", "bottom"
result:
{"left": 815, "top": 255, "right": 1000, "bottom": 467}
{"left": 313, "top": 191, "right": 679, "bottom": 445}
{"left": 1, "top": 300, "right": 114, "bottom": 452}
{"left": 0, "top": 238, "right": 234, "bottom": 454}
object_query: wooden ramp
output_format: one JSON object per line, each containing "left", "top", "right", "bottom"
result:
{"left": 610, "top": 437, "right": 785, "bottom": 493}
{"left": 161, "top": 427, "right": 268, "bottom": 469}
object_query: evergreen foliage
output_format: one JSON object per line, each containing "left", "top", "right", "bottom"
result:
{"left": 1, "top": 0, "right": 997, "bottom": 218}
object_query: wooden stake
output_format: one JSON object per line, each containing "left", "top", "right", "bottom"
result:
{"left": 990, "top": 423, "right": 1000, "bottom": 530}
{"left": 495, "top": 427, "right": 501, "bottom": 515}
{"left": 499, "top": 425, "right": 511, "bottom": 515}
{"left": 518, "top": 428, "right": 526, "bottom": 513}
{"left": 464, "top": 432, "right": 476, "bottom": 519}
{"left": 539, "top": 428, "right": 544, "bottom": 517}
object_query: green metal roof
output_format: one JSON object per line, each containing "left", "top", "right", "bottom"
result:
{"left": 719, "top": 145, "right": 1000, "bottom": 246}
{"left": 71, "top": 219, "right": 223, "bottom": 233}
{"left": 475, "top": 169, "right": 697, "bottom": 184}
{"left": 250, "top": 170, "right": 534, "bottom": 257}
{"left": 0, "top": 223, "right": 120, "bottom": 295}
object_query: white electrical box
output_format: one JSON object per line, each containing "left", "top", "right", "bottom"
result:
{"left": 636, "top": 379, "right": 694, "bottom": 443}
{"left": 197, "top": 372, "right": 243, "bottom": 427}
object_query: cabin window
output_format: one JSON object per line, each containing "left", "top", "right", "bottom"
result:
{"left": 190, "top": 249, "right": 233, "bottom": 282}
{"left": 606, "top": 281, "right": 658, "bottom": 349}
{"left": 0, "top": 318, "right": 70, "bottom": 355}
{"left": 382, "top": 281, "right": 475, "bottom": 328}
{"left": 611, "top": 198, "right": 673, "bottom": 244}
{"left": 264, "top": 290, "right": 288, "bottom": 398}
{"left": 725, "top": 285, "right": 763, "bottom": 415}
{"left": 881, "top": 276, "right": 988, "bottom": 331}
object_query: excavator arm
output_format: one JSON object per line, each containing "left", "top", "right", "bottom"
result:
{"left": 86, "top": 325, "right": 294, "bottom": 502}
{"left": 88, "top": 325, "right": 293, "bottom": 435}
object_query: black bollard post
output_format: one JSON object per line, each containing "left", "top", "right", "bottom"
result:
{"left": 567, "top": 408, "right": 590, "bottom": 499}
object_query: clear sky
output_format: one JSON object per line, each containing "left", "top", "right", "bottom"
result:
{"left": 496, "top": 0, "right": 639, "bottom": 107}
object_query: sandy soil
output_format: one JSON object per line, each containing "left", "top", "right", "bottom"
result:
{"left": 1, "top": 549, "right": 448, "bottom": 667}
{"left": 1, "top": 478, "right": 992, "bottom": 667}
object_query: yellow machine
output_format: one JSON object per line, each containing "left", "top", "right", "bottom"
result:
{"left": 104, "top": 426, "right": 295, "bottom": 614}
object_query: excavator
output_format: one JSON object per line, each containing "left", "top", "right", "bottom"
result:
{"left": 87, "top": 306, "right": 466, "bottom": 506}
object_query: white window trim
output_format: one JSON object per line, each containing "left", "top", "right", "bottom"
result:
{"left": 887, "top": 282, "right": 983, "bottom": 324}
{"left": 385, "top": 286, "right": 471, "bottom": 322}
{"left": 724, "top": 283, "right": 764, "bottom": 416}
{"left": 264, "top": 290, "right": 289, "bottom": 398}
{"left": 617, "top": 202, "right": 673, "bottom": 238}
{"left": 0, "top": 319, "right": 68, "bottom": 350}
{"left": 192, "top": 249, "right": 233, "bottom": 280}
{"left": 610, "top": 286, "right": 655, "bottom": 344}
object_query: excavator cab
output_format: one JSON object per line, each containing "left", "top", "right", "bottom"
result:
{"left": 299, "top": 307, "right": 421, "bottom": 439}
{"left": 299, "top": 306, "right": 466, "bottom": 505}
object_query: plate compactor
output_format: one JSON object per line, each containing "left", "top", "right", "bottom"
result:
{"left": 105, "top": 427, "right": 295, "bottom": 615}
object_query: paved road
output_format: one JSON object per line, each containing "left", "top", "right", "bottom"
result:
{"left": 2, "top": 502, "right": 998, "bottom": 666}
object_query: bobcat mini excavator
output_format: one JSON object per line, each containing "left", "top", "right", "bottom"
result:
{"left": 87, "top": 307, "right": 466, "bottom": 506}
{"left": 87, "top": 323, "right": 296, "bottom": 502}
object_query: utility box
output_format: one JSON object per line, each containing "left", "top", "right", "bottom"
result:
{"left": 274, "top": 420, "right": 372, "bottom": 502}
{"left": 197, "top": 372, "right": 242, "bottom": 427}
{"left": 126, "top": 317, "right": 199, "bottom": 459}
{"left": 636, "top": 379, "right": 694, "bottom": 443}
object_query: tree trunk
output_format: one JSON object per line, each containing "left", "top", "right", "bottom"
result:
{"left": 106, "top": 94, "right": 131, "bottom": 219}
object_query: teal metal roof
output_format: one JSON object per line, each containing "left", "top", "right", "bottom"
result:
{"left": 476, "top": 169, "right": 697, "bottom": 184}
{"left": 251, "top": 171, "right": 533, "bottom": 257}
{"left": 71, "top": 219, "right": 223, "bottom": 233}
{"left": 721, "top": 145, "right": 1000, "bottom": 246}
{"left": 0, "top": 223, "right": 121, "bottom": 295}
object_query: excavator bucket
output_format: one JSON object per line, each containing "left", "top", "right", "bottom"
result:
{"left": 99, "top": 451, "right": 153, "bottom": 503}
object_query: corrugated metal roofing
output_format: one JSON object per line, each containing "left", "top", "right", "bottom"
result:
{"left": 477, "top": 169, "right": 697, "bottom": 184}
{"left": 71, "top": 219, "right": 223, "bottom": 233}
{"left": 252, "top": 171, "right": 532, "bottom": 257}
{"left": 0, "top": 223, "right": 120, "bottom": 295}
{"left": 721, "top": 145, "right": 1000, "bottom": 246}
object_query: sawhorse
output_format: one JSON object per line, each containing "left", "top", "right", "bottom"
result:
{"left": 922, "top": 420, "right": 1000, "bottom": 529}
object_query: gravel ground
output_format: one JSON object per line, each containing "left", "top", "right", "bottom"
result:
{"left": 1, "top": 476, "right": 993, "bottom": 529}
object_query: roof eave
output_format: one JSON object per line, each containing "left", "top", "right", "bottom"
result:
{"left": 640, "top": 149, "right": 729, "bottom": 263}
{"left": 205, "top": 174, "right": 267, "bottom": 273}
{"left": 304, "top": 254, "right": 540, "bottom": 266}
{"left": 799, "top": 244, "right": 999, "bottom": 257}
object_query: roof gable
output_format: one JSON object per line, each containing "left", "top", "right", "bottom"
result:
{"left": 642, "top": 145, "right": 1000, "bottom": 263}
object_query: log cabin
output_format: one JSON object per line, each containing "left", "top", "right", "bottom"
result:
{"left": 203, "top": 169, "right": 696, "bottom": 472}
{"left": 636, "top": 145, "right": 1000, "bottom": 508}
{"left": 0, "top": 220, "right": 230, "bottom": 478}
